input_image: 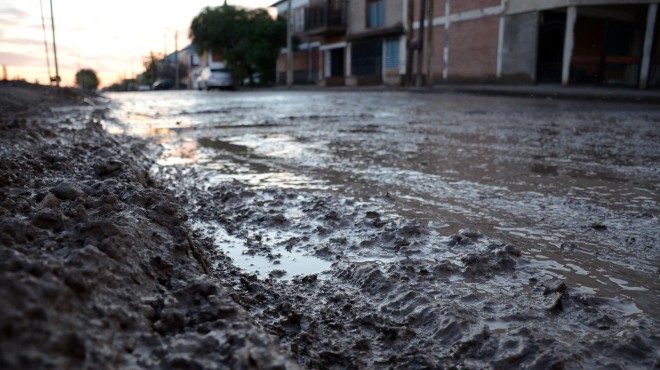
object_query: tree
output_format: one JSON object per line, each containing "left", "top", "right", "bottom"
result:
{"left": 105, "top": 78, "right": 137, "bottom": 92}
{"left": 190, "top": 5, "right": 287, "bottom": 85}
{"left": 75, "top": 69, "right": 99, "bottom": 92}
{"left": 139, "top": 52, "right": 159, "bottom": 86}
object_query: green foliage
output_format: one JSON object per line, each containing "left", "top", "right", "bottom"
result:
{"left": 190, "top": 5, "right": 287, "bottom": 85}
{"left": 75, "top": 69, "right": 99, "bottom": 92}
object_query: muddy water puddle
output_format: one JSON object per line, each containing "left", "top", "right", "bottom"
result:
{"left": 106, "top": 90, "right": 659, "bottom": 321}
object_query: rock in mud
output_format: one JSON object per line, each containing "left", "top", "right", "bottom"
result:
{"left": 93, "top": 159, "right": 124, "bottom": 176}
{"left": 37, "top": 193, "right": 60, "bottom": 210}
{"left": 542, "top": 279, "right": 567, "bottom": 295}
{"left": 541, "top": 279, "right": 568, "bottom": 312}
{"left": 50, "top": 182, "right": 85, "bottom": 200}
{"left": 31, "top": 209, "right": 64, "bottom": 231}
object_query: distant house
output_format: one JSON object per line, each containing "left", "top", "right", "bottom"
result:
{"left": 273, "top": 0, "right": 321, "bottom": 84}
{"left": 273, "top": 0, "right": 410, "bottom": 86}
{"left": 159, "top": 45, "right": 230, "bottom": 89}
{"left": 161, "top": 44, "right": 199, "bottom": 89}
{"left": 275, "top": 0, "right": 660, "bottom": 89}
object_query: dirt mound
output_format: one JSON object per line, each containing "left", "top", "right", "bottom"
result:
{"left": 0, "top": 100, "right": 297, "bottom": 368}
{"left": 0, "top": 81, "right": 90, "bottom": 117}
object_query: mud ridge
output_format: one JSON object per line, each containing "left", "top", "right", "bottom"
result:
{"left": 0, "top": 89, "right": 297, "bottom": 369}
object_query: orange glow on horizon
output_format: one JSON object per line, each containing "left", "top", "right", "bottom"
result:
{"left": 0, "top": 0, "right": 275, "bottom": 88}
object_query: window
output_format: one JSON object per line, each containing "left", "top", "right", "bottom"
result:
{"left": 190, "top": 54, "right": 200, "bottom": 67}
{"left": 351, "top": 39, "right": 382, "bottom": 76}
{"left": 367, "top": 0, "right": 385, "bottom": 28}
{"left": 385, "top": 38, "right": 399, "bottom": 69}
{"left": 294, "top": 7, "right": 305, "bottom": 32}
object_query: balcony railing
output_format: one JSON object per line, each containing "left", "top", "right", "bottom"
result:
{"left": 304, "top": 0, "right": 347, "bottom": 35}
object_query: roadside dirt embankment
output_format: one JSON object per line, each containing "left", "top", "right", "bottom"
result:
{"left": 0, "top": 83, "right": 297, "bottom": 369}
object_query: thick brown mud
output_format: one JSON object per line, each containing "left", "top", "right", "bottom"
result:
{"left": 106, "top": 90, "right": 659, "bottom": 368}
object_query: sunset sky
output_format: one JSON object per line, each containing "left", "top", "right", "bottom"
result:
{"left": 0, "top": 0, "right": 275, "bottom": 87}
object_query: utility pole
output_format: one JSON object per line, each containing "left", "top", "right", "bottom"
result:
{"left": 49, "top": 0, "right": 60, "bottom": 87}
{"left": 39, "top": 0, "right": 52, "bottom": 83}
{"left": 175, "top": 30, "right": 180, "bottom": 90}
{"left": 415, "top": 0, "right": 426, "bottom": 87}
{"left": 443, "top": 0, "right": 450, "bottom": 80}
{"left": 425, "top": 0, "right": 434, "bottom": 88}
{"left": 286, "top": 0, "right": 293, "bottom": 87}
{"left": 405, "top": 0, "right": 414, "bottom": 86}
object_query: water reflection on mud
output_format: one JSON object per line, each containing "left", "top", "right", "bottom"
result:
{"left": 107, "top": 90, "right": 659, "bottom": 319}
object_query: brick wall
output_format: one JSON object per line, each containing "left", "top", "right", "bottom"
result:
{"left": 409, "top": 5, "right": 500, "bottom": 82}
{"left": 430, "top": 26, "right": 446, "bottom": 80}
{"left": 447, "top": 16, "right": 498, "bottom": 79}
{"left": 412, "top": 0, "right": 445, "bottom": 21}
{"left": 277, "top": 50, "right": 319, "bottom": 72}
{"left": 451, "top": 0, "right": 500, "bottom": 14}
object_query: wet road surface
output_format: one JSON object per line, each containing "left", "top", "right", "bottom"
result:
{"left": 106, "top": 90, "right": 659, "bottom": 318}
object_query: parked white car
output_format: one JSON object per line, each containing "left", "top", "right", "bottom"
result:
{"left": 197, "top": 67, "right": 233, "bottom": 90}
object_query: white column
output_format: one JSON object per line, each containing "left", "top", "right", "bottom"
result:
{"left": 399, "top": 35, "right": 407, "bottom": 76}
{"left": 496, "top": 0, "right": 507, "bottom": 79}
{"left": 443, "top": 0, "right": 450, "bottom": 80}
{"left": 382, "top": 39, "right": 387, "bottom": 82}
{"left": 562, "top": 6, "right": 577, "bottom": 86}
{"left": 640, "top": 3, "right": 658, "bottom": 89}
{"left": 325, "top": 50, "right": 331, "bottom": 78}
{"left": 496, "top": 15, "right": 505, "bottom": 78}
{"left": 319, "top": 46, "right": 330, "bottom": 81}
{"left": 346, "top": 43, "right": 351, "bottom": 77}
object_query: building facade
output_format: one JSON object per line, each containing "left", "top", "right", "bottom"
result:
{"left": 275, "top": 0, "right": 660, "bottom": 88}
{"left": 273, "top": 0, "right": 323, "bottom": 84}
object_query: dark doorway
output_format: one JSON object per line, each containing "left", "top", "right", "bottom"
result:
{"left": 650, "top": 6, "right": 660, "bottom": 88}
{"left": 537, "top": 10, "right": 566, "bottom": 83}
{"left": 330, "top": 48, "right": 345, "bottom": 77}
{"left": 571, "top": 5, "right": 647, "bottom": 87}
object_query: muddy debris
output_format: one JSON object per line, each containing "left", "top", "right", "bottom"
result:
{"left": 156, "top": 165, "right": 659, "bottom": 369}
{"left": 3, "top": 85, "right": 658, "bottom": 369}
{"left": 0, "top": 90, "right": 297, "bottom": 369}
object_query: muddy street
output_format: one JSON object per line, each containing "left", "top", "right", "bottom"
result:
{"left": 105, "top": 89, "right": 659, "bottom": 368}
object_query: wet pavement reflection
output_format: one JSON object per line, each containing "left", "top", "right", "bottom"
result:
{"left": 106, "top": 90, "right": 659, "bottom": 318}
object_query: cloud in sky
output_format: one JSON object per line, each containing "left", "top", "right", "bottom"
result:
{"left": 0, "top": 51, "right": 38, "bottom": 66}
{"left": 2, "top": 38, "right": 46, "bottom": 47}
{"left": 0, "top": 0, "right": 274, "bottom": 87}
{"left": 0, "top": 6, "right": 29, "bottom": 22}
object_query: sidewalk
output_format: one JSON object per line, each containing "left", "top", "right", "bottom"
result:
{"left": 433, "top": 84, "right": 660, "bottom": 104}
{"left": 276, "top": 83, "right": 660, "bottom": 104}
